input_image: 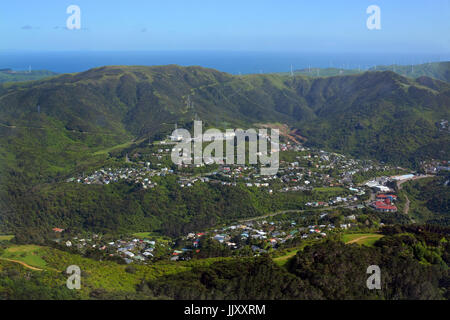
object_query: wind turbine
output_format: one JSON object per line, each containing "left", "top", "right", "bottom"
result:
{"left": 186, "top": 95, "right": 192, "bottom": 109}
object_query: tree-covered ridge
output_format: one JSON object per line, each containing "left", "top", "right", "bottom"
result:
{"left": 369, "top": 62, "right": 450, "bottom": 83}
{"left": 292, "top": 62, "right": 450, "bottom": 83}
{"left": 0, "top": 64, "right": 448, "bottom": 185}
{"left": 0, "top": 65, "right": 448, "bottom": 239}
{"left": 1, "top": 225, "right": 447, "bottom": 300}
{"left": 144, "top": 226, "right": 450, "bottom": 300}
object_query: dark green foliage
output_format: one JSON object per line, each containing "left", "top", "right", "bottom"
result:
{"left": 145, "top": 229, "right": 449, "bottom": 300}
{"left": 146, "top": 255, "right": 323, "bottom": 300}
{"left": 400, "top": 175, "right": 450, "bottom": 224}
{"left": 0, "top": 266, "right": 77, "bottom": 300}
{"left": 289, "top": 240, "right": 446, "bottom": 300}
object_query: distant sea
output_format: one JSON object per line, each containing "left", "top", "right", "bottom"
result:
{"left": 0, "top": 51, "right": 449, "bottom": 75}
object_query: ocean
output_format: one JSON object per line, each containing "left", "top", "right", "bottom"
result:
{"left": 0, "top": 51, "right": 448, "bottom": 75}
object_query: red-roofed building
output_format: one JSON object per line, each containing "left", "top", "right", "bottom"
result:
{"left": 371, "top": 201, "right": 397, "bottom": 212}
{"left": 52, "top": 228, "right": 64, "bottom": 233}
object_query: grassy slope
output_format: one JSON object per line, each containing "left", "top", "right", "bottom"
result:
{"left": 0, "top": 245, "right": 47, "bottom": 268}
{"left": 342, "top": 233, "right": 384, "bottom": 246}
{"left": 0, "top": 244, "right": 233, "bottom": 299}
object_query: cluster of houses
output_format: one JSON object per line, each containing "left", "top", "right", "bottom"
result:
{"left": 62, "top": 234, "right": 171, "bottom": 264}
{"left": 421, "top": 159, "right": 450, "bottom": 175}
{"left": 178, "top": 217, "right": 358, "bottom": 257}
{"left": 171, "top": 146, "right": 396, "bottom": 197}
{"left": 68, "top": 137, "right": 403, "bottom": 207}
{"left": 53, "top": 197, "right": 372, "bottom": 264}
{"left": 68, "top": 166, "right": 174, "bottom": 189}
{"left": 305, "top": 194, "right": 361, "bottom": 208}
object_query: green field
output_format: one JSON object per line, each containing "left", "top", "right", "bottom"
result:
{"left": 0, "top": 245, "right": 47, "bottom": 268}
{"left": 342, "top": 233, "right": 384, "bottom": 247}
{"left": 0, "top": 235, "right": 14, "bottom": 241}
{"left": 132, "top": 232, "right": 154, "bottom": 238}
{"left": 93, "top": 139, "right": 137, "bottom": 156}
{"left": 273, "top": 249, "right": 300, "bottom": 267}
{"left": 272, "top": 240, "right": 320, "bottom": 267}
{"left": 131, "top": 232, "right": 172, "bottom": 244}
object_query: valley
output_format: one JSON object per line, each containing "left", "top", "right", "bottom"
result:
{"left": 0, "top": 64, "right": 448, "bottom": 301}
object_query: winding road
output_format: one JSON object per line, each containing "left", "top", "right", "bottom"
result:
{"left": 237, "top": 204, "right": 352, "bottom": 223}
{"left": 396, "top": 175, "right": 433, "bottom": 215}
{"left": 0, "top": 257, "right": 43, "bottom": 271}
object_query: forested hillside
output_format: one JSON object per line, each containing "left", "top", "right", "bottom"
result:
{"left": 1, "top": 225, "right": 448, "bottom": 300}
{"left": 0, "top": 65, "right": 449, "bottom": 238}
{"left": 0, "top": 65, "right": 448, "bottom": 182}
{"left": 145, "top": 226, "right": 450, "bottom": 300}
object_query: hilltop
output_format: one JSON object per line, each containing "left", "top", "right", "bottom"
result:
{"left": 292, "top": 61, "right": 450, "bottom": 83}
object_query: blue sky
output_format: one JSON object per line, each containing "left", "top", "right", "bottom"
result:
{"left": 0, "top": 0, "right": 449, "bottom": 53}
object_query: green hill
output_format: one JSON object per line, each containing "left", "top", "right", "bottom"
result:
{"left": 292, "top": 61, "right": 450, "bottom": 83}
{"left": 293, "top": 71, "right": 450, "bottom": 166}
{"left": 0, "top": 65, "right": 448, "bottom": 179}
{"left": 0, "top": 65, "right": 449, "bottom": 238}
{"left": 1, "top": 227, "right": 448, "bottom": 300}
{"left": 369, "top": 62, "right": 450, "bottom": 83}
